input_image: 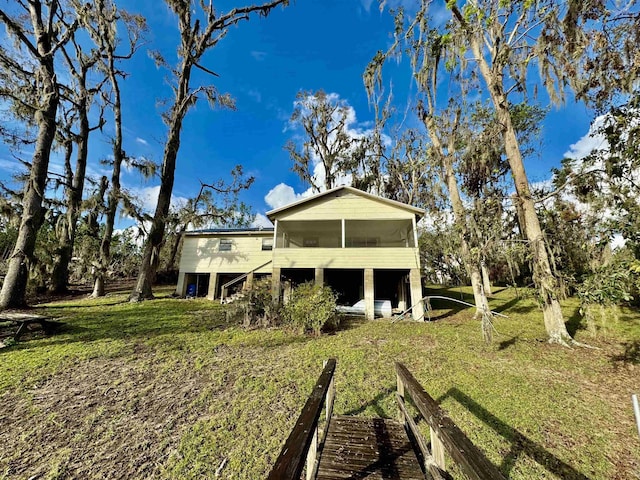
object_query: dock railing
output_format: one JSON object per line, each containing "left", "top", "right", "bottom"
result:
{"left": 268, "top": 359, "right": 336, "bottom": 480}
{"left": 396, "top": 362, "right": 506, "bottom": 480}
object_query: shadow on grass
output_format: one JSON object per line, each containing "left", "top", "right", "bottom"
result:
{"left": 610, "top": 339, "right": 640, "bottom": 365}
{"left": 38, "top": 300, "right": 130, "bottom": 309}
{"left": 426, "top": 286, "right": 475, "bottom": 304}
{"left": 332, "top": 316, "right": 369, "bottom": 333}
{"left": 502, "top": 304, "right": 537, "bottom": 315}
{"left": 497, "top": 335, "right": 519, "bottom": 351}
{"left": 436, "top": 388, "right": 590, "bottom": 479}
{"left": 424, "top": 286, "right": 538, "bottom": 320}
{"left": 425, "top": 306, "right": 467, "bottom": 321}
{"left": 423, "top": 291, "right": 471, "bottom": 321}
{"left": 2, "top": 299, "right": 322, "bottom": 354}
{"left": 492, "top": 296, "right": 524, "bottom": 314}
{"left": 1, "top": 304, "right": 233, "bottom": 352}
{"left": 566, "top": 307, "right": 586, "bottom": 337}
{"left": 343, "top": 385, "right": 394, "bottom": 418}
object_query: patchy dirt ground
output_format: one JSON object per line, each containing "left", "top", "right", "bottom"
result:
{"left": 567, "top": 340, "right": 640, "bottom": 479}
{"left": 0, "top": 357, "right": 213, "bottom": 479}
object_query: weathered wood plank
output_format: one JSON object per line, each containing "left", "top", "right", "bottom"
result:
{"left": 396, "top": 393, "right": 447, "bottom": 480}
{"left": 395, "top": 363, "right": 506, "bottom": 480}
{"left": 317, "top": 416, "right": 425, "bottom": 480}
{"left": 268, "top": 359, "right": 336, "bottom": 480}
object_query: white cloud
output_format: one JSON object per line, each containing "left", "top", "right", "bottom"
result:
{"left": 136, "top": 137, "right": 149, "bottom": 146}
{"left": 263, "top": 166, "right": 354, "bottom": 211}
{"left": 251, "top": 213, "right": 273, "bottom": 228}
{"left": 265, "top": 183, "right": 310, "bottom": 209}
{"left": 47, "top": 160, "right": 66, "bottom": 176}
{"left": 564, "top": 114, "right": 608, "bottom": 160}
{"left": 130, "top": 185, "right": 188, "bottom": 213}
{"left": 417, "top": 209, "right": 452, "bottom": 231}
{"left": 123, "top": 155, "right": 154, "bottom": 174}
{"left": 86, "top": 161, "right": 114, "bottom": 181}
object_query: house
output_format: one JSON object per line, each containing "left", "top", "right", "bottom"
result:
{"left": 176, "top": 186, "right": 425, "bottom": 320}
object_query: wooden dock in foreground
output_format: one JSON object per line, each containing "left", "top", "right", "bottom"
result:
{"left": 268, "top": 359, "right": 506, "bottom": 480}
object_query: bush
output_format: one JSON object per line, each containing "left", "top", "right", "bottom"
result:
{"left": 282, "top": 282, "right": 337, "bottom": 336}
{"left": 226, "top": 278, "right": 280, "bottom": 328}
{"left": 577, "top": 252, "right": 640, "bottom": 335}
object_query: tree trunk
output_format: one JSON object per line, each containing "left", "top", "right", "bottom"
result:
{"left": 92, "top": 275, "right": 105, "bottom": 297}
{"left": 51, "top": 94, "right": 90, "bottom": 293}
{"left": 512, "top": 194, "right": 527, "bottom": 239}
{"left": 93, "top": 49, "right": 123, "bottom": 298}
{"left": 50, "top": 139, "right": 74, "bottom": 292}
{"left": 88, "top": 176, "right": 109, "bottom": 298}
{"left": 167, "top": 227, "right": 186, "bottom": 272}
{"left": 130, "top": 64, "right": 190, "bottom": 302}
{"left": 481, "top": 262, "right": 492, "bottom": 296}
{"left": 423, "top": 116, "right": 490, "bottom": 317}
{"left": 0, "top": 12, "right": 58, "bottom": 309}
{"left": 468, "top": 37, "right": 572, "bottom": 344}
{"left": 505, "top": 128, "right": 570, "bottom": 343}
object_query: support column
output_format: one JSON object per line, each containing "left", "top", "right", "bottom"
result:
{"left": 315, "top": 268, "right": 324, "bottom": 286}
{"left": 176, "top": 271, "right": 186, "bottom": 296}
{"left": 409, "top": 268, "right": 424, "bottom": 321}
{"left": 364, "top": 268, "right": 375, "bottom": 321}
{"left": 412, "top": 216, "right": 419, "bottom": 248}
{"left": 398, "top": 277, "right": 407, "bottom": 311}
{"left": 273, "top": 220, "right": 278, "bottom": 247}
{"left": 244, "top": 271, "right": 254, "bottom": 291}
{"left": 207, "top": 273, "right": 217, "bottom": 300}
{"left": 272, "top": 267, "right": 281, "bottom": 303}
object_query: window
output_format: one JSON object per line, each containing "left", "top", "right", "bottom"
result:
{"left": 219, "top": 239, "right": 232, "bottom": 252}
{"left": 303, "top": 237, "right": 319, "bottom": 247}
{"left": 262, "top": 238, "right": 274, "bottom": 251}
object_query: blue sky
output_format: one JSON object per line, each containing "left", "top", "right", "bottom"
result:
{"left": 0, "top": 0, "right": 598, "bottom": 229}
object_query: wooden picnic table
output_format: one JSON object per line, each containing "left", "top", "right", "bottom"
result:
{"left": 0, "top": 313, "right": 60, "bottom": 342}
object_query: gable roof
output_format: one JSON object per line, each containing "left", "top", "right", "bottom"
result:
{"left": 266, "top": 185, "right": 424, "bottom": 220}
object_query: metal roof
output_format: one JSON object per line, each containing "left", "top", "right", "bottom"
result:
{"left": 185, "top": 227, "right": 274, "bottom": 236}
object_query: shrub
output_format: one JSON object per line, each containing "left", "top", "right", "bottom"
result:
{"left": 578, "top": 252, "right": 640, "bottom": 335}
{"left": 226, "top": 278, "right": 280, "bottom": 328}
{"left": 282, "top": 282, "right": 337, "bottom": 336}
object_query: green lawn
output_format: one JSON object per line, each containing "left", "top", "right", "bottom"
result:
{"left": 1, "top": 286, "right": 638, "bottom": 479}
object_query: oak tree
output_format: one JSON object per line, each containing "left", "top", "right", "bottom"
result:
{"left": 130, "top": 0, "right": 290, "bottom": 302}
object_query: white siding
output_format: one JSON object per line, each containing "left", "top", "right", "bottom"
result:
{"left": 274, "top": 192, "right": 415, "bottom": 221}
{"left": 273, "top": 247, "right": 420, "bottom": 269}
{"left": 179, "top": 234, "right": 273, "bottom": 274}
